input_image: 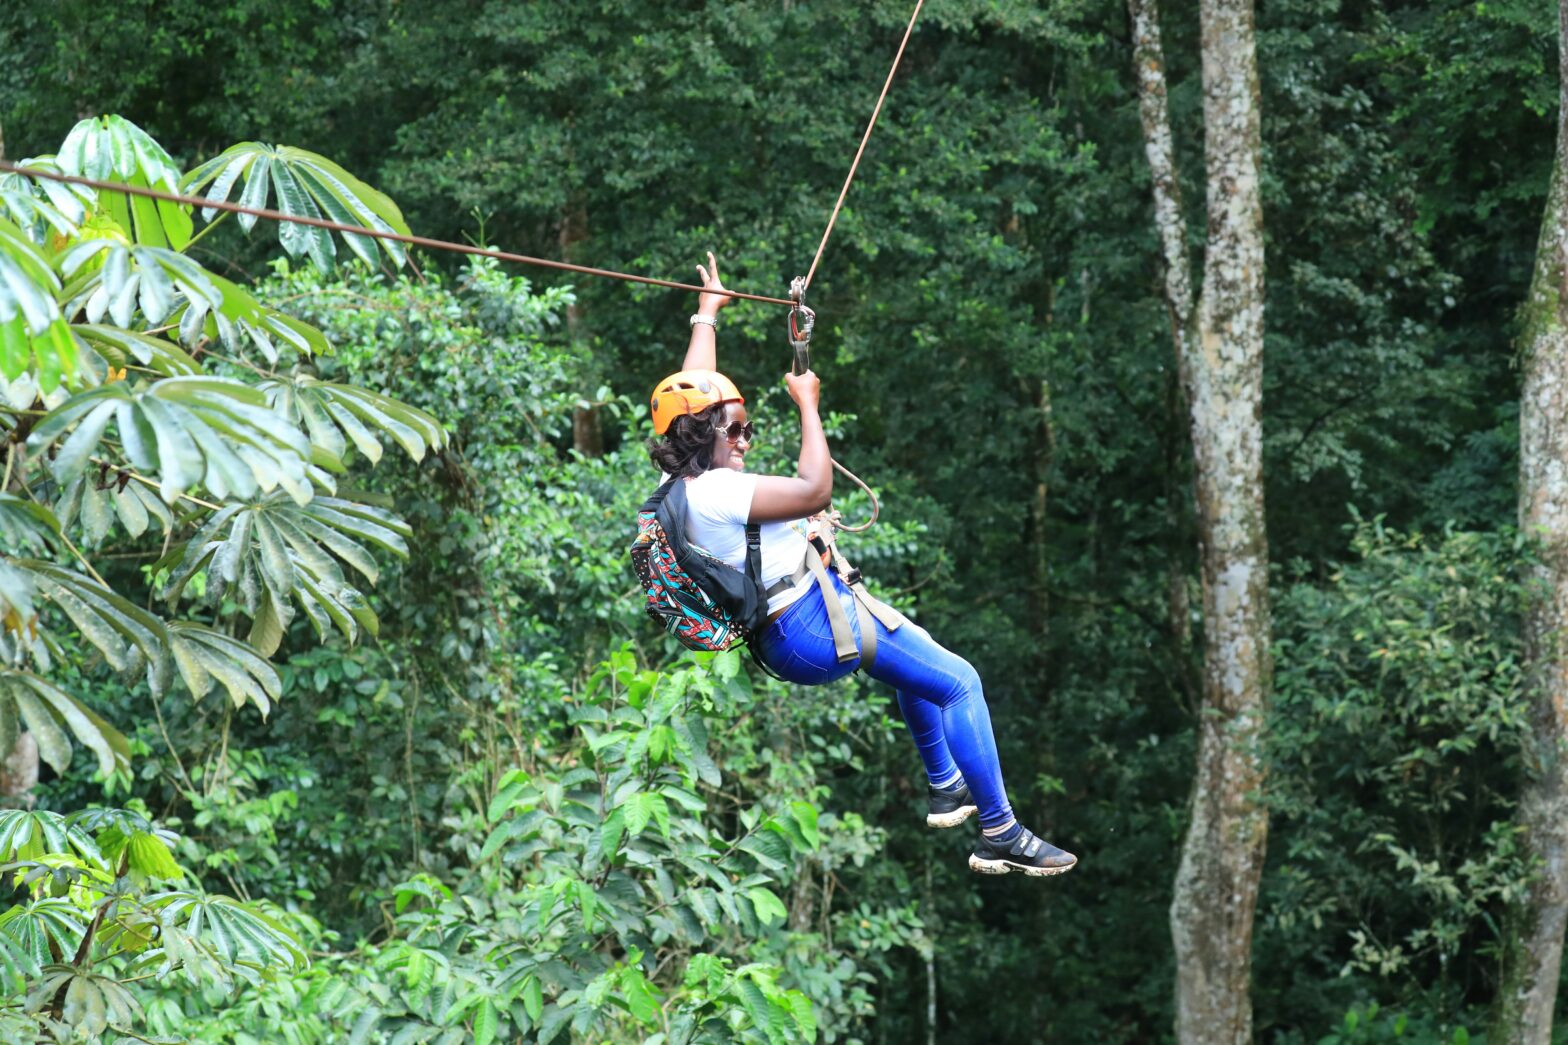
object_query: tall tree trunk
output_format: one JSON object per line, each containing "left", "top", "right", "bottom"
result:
{"left": 1129, "top": 0, "right": 1272, "bottom": 1040}
{"left": 1500, "top": 4, "right": 1568, "bottom": 1039}
{"left": 559, "top": 203, "right": 603, "bottom": 456}
{"left": 1, "top": 732, "right": 38, "bottom": 807}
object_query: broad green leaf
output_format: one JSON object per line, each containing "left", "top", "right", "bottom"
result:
{"left": 184, "top": 143, "right": 410, "bottom": 269}
{"left": 29, "top": 377, "right": 314, "bottom": 505}
{"left": 261, "top": 374, "right": 448, "bottom": 466}
{"left": 619, "top": 966, "right": 660, "bottom": 1025}
{"left": 472, "top": 997, "right": 500, "bottom": 1045}
{"left": 746, "top": 887, "right": 787, "bottom": 927}
{"left": 167, "top": 622, "right": 281, "bottom": 716}
{"left": 0, "top": 218, "right": 79, "bottom": 390}
{"left": 143, "top": 891, "right": 306, "bottom": 970}
{"left": 57, "top": 115, "right": 192, "bottom": 249}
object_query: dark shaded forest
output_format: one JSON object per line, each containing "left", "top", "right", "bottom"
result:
{"left": 0, "top": 0, "right": 1559, "bottom": 1041}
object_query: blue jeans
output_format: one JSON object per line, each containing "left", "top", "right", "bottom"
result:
{"left": 756, "top": 571, "right": 1015, "bottom": 830}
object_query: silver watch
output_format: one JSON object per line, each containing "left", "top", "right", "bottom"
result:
{"left": 689, "top": 313, "right": 718, "bottom": 330}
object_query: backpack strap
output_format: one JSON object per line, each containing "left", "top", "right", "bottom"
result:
{"left": 744, "top": 524, "right": 765, "bottom": 591}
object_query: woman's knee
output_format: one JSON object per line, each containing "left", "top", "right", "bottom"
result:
{"left": 951, "top": 659, "right": 983, "bottom": 703}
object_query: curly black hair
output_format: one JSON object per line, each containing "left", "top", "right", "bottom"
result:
{"left": 647, "top": 405, "right": 722, "bottom": 479}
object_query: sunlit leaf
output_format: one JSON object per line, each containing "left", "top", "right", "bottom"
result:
{"left": 57, "top": 115, "right": 191, "bottom": 249}
{"left": 28, "top": 377, "right": 314, "bottom": 505}
{"left": 0, "top": 218, "right": 80, "bottom": 391}
{"left": 261, "top": 374, "right": 447, "bottom": 467}
{"left": 184, "top": 143, "right": 410, "bottom": 269}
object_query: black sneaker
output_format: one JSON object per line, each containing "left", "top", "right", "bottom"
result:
{"left": 968, "top": 827, "right": 1077, "bottom": 877}
{"left": 926, "top": 782, "right": 979, "bottom": 828}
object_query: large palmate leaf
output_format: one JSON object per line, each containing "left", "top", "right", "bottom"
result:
{"left": 262, "top": 374, "right": 448, "bottom": 466}
{"left": 0, "top": 902, "right": 81, "bottom": 971}
{"left": 0, "top": 158, "right": 94, "bottom": 233}
{"left": 57, "top": 240, "right": 216, "bottom": 330}
{"left": 0, "top": 496, "right": 61, "bottom": 555}
{"left": 0, "top": 670, "right": 130, "bottom": 777}
{"left": 24, "top": 965, "right": 144, "bottom": 1036}
{"left": 130, "top": 892, "right": 305, "bottom": 991}
{"left": 162, "top": 494, "right": 410, "bottom": 652}
{"left": 0, "top": 219, "right": 80, "bottom": 391}
{"left": 54, "top": 474, "right": 175, "bottom": 546}
{"left": 0, "top": 810, "right": 102, "bottom": 868}
{"left": 167, "top": 622, "right": 282, "bottom": 716}
{"left": 59, "top": 240, "right": 331, "bottom": 362}
{"left": 56, "top": 115, "right": 192, "bottom": 250}
{"left": 17, "top": 560, "right": 171, "bottom": 695}
{"left": 27, "top": 376, "right": 316, "bottom": 505}
{"left": 184, "top": 143, "right": 410, "bottom": 269}
{"left": 73, "top": 324, "right": 202, "bottom": 378}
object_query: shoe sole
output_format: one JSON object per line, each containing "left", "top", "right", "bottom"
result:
{"left": 968, "top": 853, "right": 1078, "bottom": 878}
{"left": 927, "top": 804, "right": 978, "bottom": 829}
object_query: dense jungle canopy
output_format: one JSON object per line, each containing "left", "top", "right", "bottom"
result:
{"left": 0, "top": 0, "right": 1560, "bottom": 1041}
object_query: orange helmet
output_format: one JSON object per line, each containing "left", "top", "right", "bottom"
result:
{"left": 649, "top": 370, "right": 745, "bottom": 435}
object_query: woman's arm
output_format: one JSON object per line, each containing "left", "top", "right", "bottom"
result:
{"left": 749, "top": 370, "right": 833, "bottom": 522}
{"left": 680, "top": 251, "right": 730, "bottom": 372}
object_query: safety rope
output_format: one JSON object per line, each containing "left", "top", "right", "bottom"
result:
{"left": 0, "top": 163, "right": 797, "bottom": 308}
{"left": 802, "top": 0, "right": 925, "bottom": 292}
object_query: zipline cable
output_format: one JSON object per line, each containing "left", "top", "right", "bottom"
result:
{"left": 4, "top": 0, "right": 926, "bottom": 529}
{"left": 0, "top": 163, "right": 798, "bottom": 308}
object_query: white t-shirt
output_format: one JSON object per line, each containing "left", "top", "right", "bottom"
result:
{"left": 676, "top": 469, "right": 813, "bottom": 616}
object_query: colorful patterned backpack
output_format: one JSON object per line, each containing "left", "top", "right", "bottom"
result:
{"left": 630, "top": 478, "right": 769, "bottom": 652}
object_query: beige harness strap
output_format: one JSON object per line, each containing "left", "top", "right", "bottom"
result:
{"left": 803, "top": 550, "right": 860, "bottom": 663}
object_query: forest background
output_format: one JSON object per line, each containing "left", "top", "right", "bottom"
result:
{"left": 0, "top": 0, "right": 1557, "bottom": 1041}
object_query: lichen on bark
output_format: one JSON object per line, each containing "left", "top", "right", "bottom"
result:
{"left": 1128, "top": 0, "right": 1271, "bottom": 1040}
{"left": 1500, "top": 6, "right": 1568, "bottom": 1039}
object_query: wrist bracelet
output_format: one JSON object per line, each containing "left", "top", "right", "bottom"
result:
{"left": 690, "top": 313, "right": 718, "bottom": 330}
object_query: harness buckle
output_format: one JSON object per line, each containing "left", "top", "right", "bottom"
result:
{"left": 843, "top": 567, "right": 862, "bottom": 587}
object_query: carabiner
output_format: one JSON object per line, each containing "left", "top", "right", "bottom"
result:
{"left": 788, "top": 276, "right": 815, "bottom": 376}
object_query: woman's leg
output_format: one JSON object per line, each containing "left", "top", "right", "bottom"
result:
{"left": 895, "top": 691, "right": 962, "bottom": 789}
{"left": 862, "top": 621, "right": 1016, "bottom": 832}
{"left": 759, "top": 578, "right": 1012, "bottom": 825}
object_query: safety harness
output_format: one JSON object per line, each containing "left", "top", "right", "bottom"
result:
{"left": 762, "top": 530, "right": 907, "bottom": 674}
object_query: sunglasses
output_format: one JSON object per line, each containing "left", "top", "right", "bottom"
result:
{"left": 713, "top": 421, "right": 756, "bottom": 443}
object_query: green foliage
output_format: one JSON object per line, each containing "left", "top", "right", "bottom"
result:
{"left": 0, "top": 0, "right": 1560, "bottom": 1038}
{"left": 0, "top": 113, "right": 437, "bottom": 1043}
{"left": 185, "top": 143, "right": 413, "bottom": 269}
{"left": 1261, "top": 521, "right": 1531, "bottom": 1028}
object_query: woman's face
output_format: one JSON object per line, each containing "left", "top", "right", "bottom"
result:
{"left": 709, "top": 402, "right": 753, "bottom": 472}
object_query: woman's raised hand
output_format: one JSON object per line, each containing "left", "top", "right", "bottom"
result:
{"left": 695, "top": 251, "right": 730, "bottom": 316}
{"left": 785, "top": 369, "right": 821, "bottom": 414}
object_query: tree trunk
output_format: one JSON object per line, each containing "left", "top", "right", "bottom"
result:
{"left": 559, "top": 203, "right": 604, "bottom": 457}
{"left": 1499, "top": 4, "right": 1568, "bottom": 1039}
{"left": 1, "top": 732, "right": 38, "bottom": 807}
{"left": 1129, "top": 0, "right": 1272, "bottom": 1040}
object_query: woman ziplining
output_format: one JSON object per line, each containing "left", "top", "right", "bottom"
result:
{"left": 633, "top": 253, "right": 1077, "bottom": 880}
